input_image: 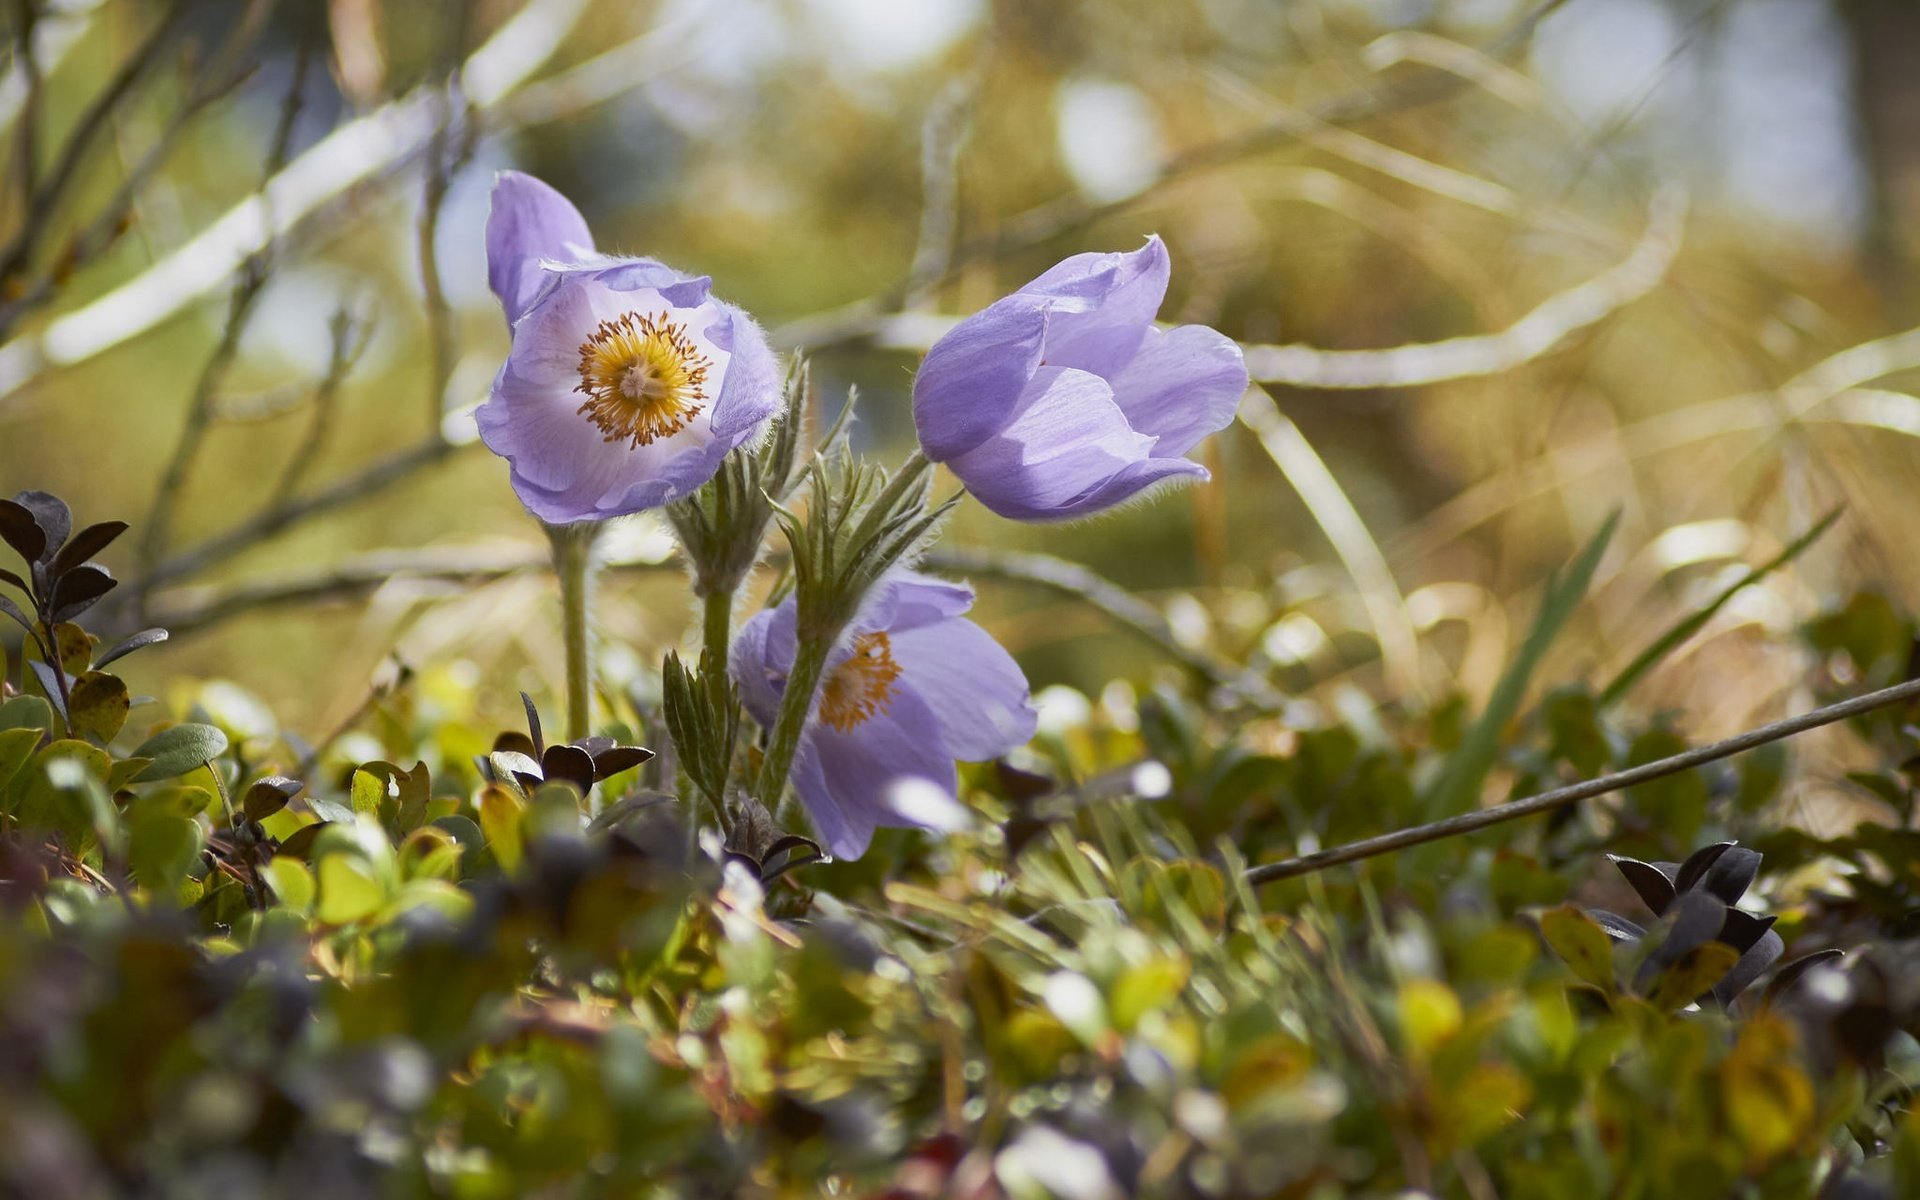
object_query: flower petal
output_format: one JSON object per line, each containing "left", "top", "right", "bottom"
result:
{"left": 804, "top": 687, "right": 958, "bottom": 860}
{"left": 487, "top": 171, "right": 594, "bottom": 325}
{"left": 1024, "top": 236, "right": 1169, "bottom": 373}
{"left": 866, "top": 570, "right": 976, "bottom": 634}
{"left": 1106, "top": 323, "right": 1247, "bottom": 456}
{"left": 912, "top": 294, "right": 1050, "bottom": 461}
{"left": 787, "top": 738, "right": 872, "bottom": 861}
{"left": 945, "top": 366, "right": 1154, "bottom": 521}
{"left": 731, "top": 606, "right": 797, "bottom": 727}
{"left": 1054, "top": 455, "right": 1208, "bottom": 518}
{"left": 530, "top": 255, "right": 713, "bottom": 317}
{"left": 893, "top": 617, "right": 1036, "bottom": 761}
{"left": 705, "top": 304, "right": 782, "bottom": 440}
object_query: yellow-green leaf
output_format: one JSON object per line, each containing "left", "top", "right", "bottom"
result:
{"left": 67, "top": 671, "right": 129, "bottom": 744}
{"left": 1643, "top": 942, "right": 1741, "bottom": 1012}
{"left": 263, "top": 857, "right": 315, "bottom": 913}
{"left": 316, "top": 853, "right": 385, "bottom": 924}
{"left": 1540, "top": 904, "right": 1616, "bottom": 995}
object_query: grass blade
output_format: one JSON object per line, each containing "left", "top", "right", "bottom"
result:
{"left": 1598, "top": 507, "right": 1841, "bottom": 708}
{"left": 1422, "top": 512, "right": 1619, "bottom": 819}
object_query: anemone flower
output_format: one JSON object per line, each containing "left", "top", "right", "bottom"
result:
{"left": 477, "top": 171, "right": 781, "bottom": 524}
{"left": 733, "top": 569, "right": 1037, "bottom": 860}
{"left": 911, "top": 237, "right": 1247, "bottom": 521}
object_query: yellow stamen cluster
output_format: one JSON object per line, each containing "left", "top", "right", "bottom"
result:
{"left": 574, "top": 311, "right": 711, "bottom": 447}
{"left": 818, "top": 632, "right": 903, "bottom": 733}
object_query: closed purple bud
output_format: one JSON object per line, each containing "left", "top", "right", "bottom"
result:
{"left": 911, "top": 237, "right": 1246, "bottom": 521}
{"left": 476, "top": 172, "right": 781, "bottom": 524}
{"left": 732, "top": 570, "right": 1037, "bottom": 860}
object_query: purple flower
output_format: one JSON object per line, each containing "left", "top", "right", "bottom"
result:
{"left": 911, "top": 237, "right": 1247, "bottom": 521}
{"left": 732, "top": 569, "right": 1038, "bottom": 860}
{"left": 476, "top": 172, "right": 781, "bottom": 524}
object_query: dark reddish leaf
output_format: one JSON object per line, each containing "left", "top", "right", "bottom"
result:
{"left": 540, "top": 743, "right": 595, "bottom": 794}
{"left": 244, "top": 775, "right": 305, "bottom": 821}
{"left": 11, "top": 491, "right": 70, "bottom": 560}
{"left": 1699, "top": 846, "right": 1761, "bottom": 905}
{"left": 520, "top": 691, "right": 544, "bottom": 757}
{"left": 1587, "top": 909, "right": 1646, "bottom": 941}
{"left": 1763, "top": 949, "right": 1845, "bottom": 1004}
{"left": 491, "top": 730, "right": 537, "bottom": 759}
{"left": 50, "top": 564, "right": 116, "bottom": 623}
{"left": 0, "top": 593, "right": 33, "bottom": 634}
{"left": 276, "top": 823, "right": 326, "bottom": 860}
{"left": 1608, "top": 854, "right": 1676, "bottom": 915}
{"left": 94, "top": 628, "right": 167, "bottom": 669}
{"left": 48, "top": 520, "right": 128, "bottom": 579}
{"left": 1712, "top": 928, "right": 1784, "bottom": 1007}
{"left": 1716, "top": 909, "right": 1777, "bottom": 954}
{"left": 0, "top": 499, "right": 46, "bottom": 564}
{"left": 590, "top": 744, "right": 654, "bottom": 779}
{"left": 1672, "top": 841, "right": 1735, "bottom": 895}
{"left": 27, "top": 659, "right": 69, "bottom": 722}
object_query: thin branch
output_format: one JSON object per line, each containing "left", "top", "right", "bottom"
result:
{"left": 1244, "top": 675, "right": 1920, "bottom": 886}
{"left": 7, "top": 0, "right": 40, "bottom": 207}
{"left": 0, "top": 0, "right": 592, "bottom": 400}
{"left": 769, "top": 0, "right": 1571, "bottom": 354}
{"left": 0, "top": 0, "right": 192, "bottom": 287}
{"left": 0, "top": 0, "right": 105, "bottom": 139}
{"left": 418, "top": 58, "right": 474, "bottom": 433}
{"left": 905, "top": 69, "right": 978, "bottom": 306}
{"left": 140, "top": 434, "right": 464, "bottom": 592}
{"left": 144, "top": 543, "right": 680, "bottom": 638}
{"left": 922, "top": 544, "right": 1283, "bottom": 708}
{"left": 1239, "top": 186, "right": 1686, "bottom": 389}
{"left": 138, "top": 10, "right": 312, "bottom": 585}
{"left": 269, "top": 306, "right": 373, "bottom": 504}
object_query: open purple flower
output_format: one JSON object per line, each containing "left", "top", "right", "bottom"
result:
{"left": 732, "top": 569, "right": 1037, "bottom": 860}
{"left": 911, "top": 237, "right": 1247, "bottom": 521}
{"left": 476, "top": 171, "right": 781, "bottom": 524}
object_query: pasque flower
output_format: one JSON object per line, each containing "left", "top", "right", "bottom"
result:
{"left": 911, "top": 237, "right": 1247, "bottom": 520}
{"left": 733, "top": 569, "right": 1037, "bottom": 860}
{"left": 477, "top": 172, "right": 781, "bottom": 524}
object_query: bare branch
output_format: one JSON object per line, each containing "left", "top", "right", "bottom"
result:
{"left": 1239, "top": 187, "right": 1686, "bottom": 389}
{"left": 138, "top": 8, "right": 313, "bottom": 585}
{"left": 922, "top": 544, "right": 1283, "bottom": 709}
{"left": 1245, "top": 675, "right": 1920, "bottom": 886}
{"left": 0, "top": 0, "right": 593, "bottom": 399}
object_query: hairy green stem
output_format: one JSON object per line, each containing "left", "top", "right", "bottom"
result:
{"left": 754, "top": 633, "right": 832, "bottom": 811}
{"left": 702, "top": 587, "right": 733, "bottom": 676}
{"left": 547, "top": 522, "right": 602, "bottom": 742}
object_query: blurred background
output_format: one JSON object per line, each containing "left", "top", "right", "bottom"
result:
{"left": 1, "top": 0, "right": 1917, "bottom": 793}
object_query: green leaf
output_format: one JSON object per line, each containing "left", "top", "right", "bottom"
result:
{"left": 0, "top": 694, "right": 53, "bottom": 734}
{"left": 129, "top": 723, "right": 229, "bottom": 782}
{"left": 478, "top": 783, "right": 524, "bottom": 872}
{"left": 1540, "top": 904, "right": 1616, "bottom": 995}
{"left": 0, "top": 727, "right": 42, "bottom": 801}
{"left": 350, "top": 766, "right": 391, "bottom": 817}
{"left": 263, "top": 857, "right": 315, "bottom": 913}
{"left": 127, "top": 811, "right": 204, "bottom": 894}
{"left": 106, "top": 757, "right": 152, "bottom": 792}
{"left": 1601, "top": 507, "right": 1840, "bottom": 706}
{"left": 1424, "top": 514, "right": 1618, "bottom": 819}
{"left": 66, "top": 671, "right": 129, "bottom": 745}
{"left": 1642, "top": 942, "right": 1741, "bottom": 1012}
{"left": 316, "top": 853, "right": 386, "bottom": 924}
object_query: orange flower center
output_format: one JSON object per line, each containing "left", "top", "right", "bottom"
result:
{"left": 818, "top": 632, "right": 902, "bottom": 732}
{"left": 575, "top": 311, "right": 711, "bottom": 447}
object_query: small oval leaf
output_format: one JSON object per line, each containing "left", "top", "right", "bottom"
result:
{"left": 129, "top": 723, "right": 229, "bottom": 782}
